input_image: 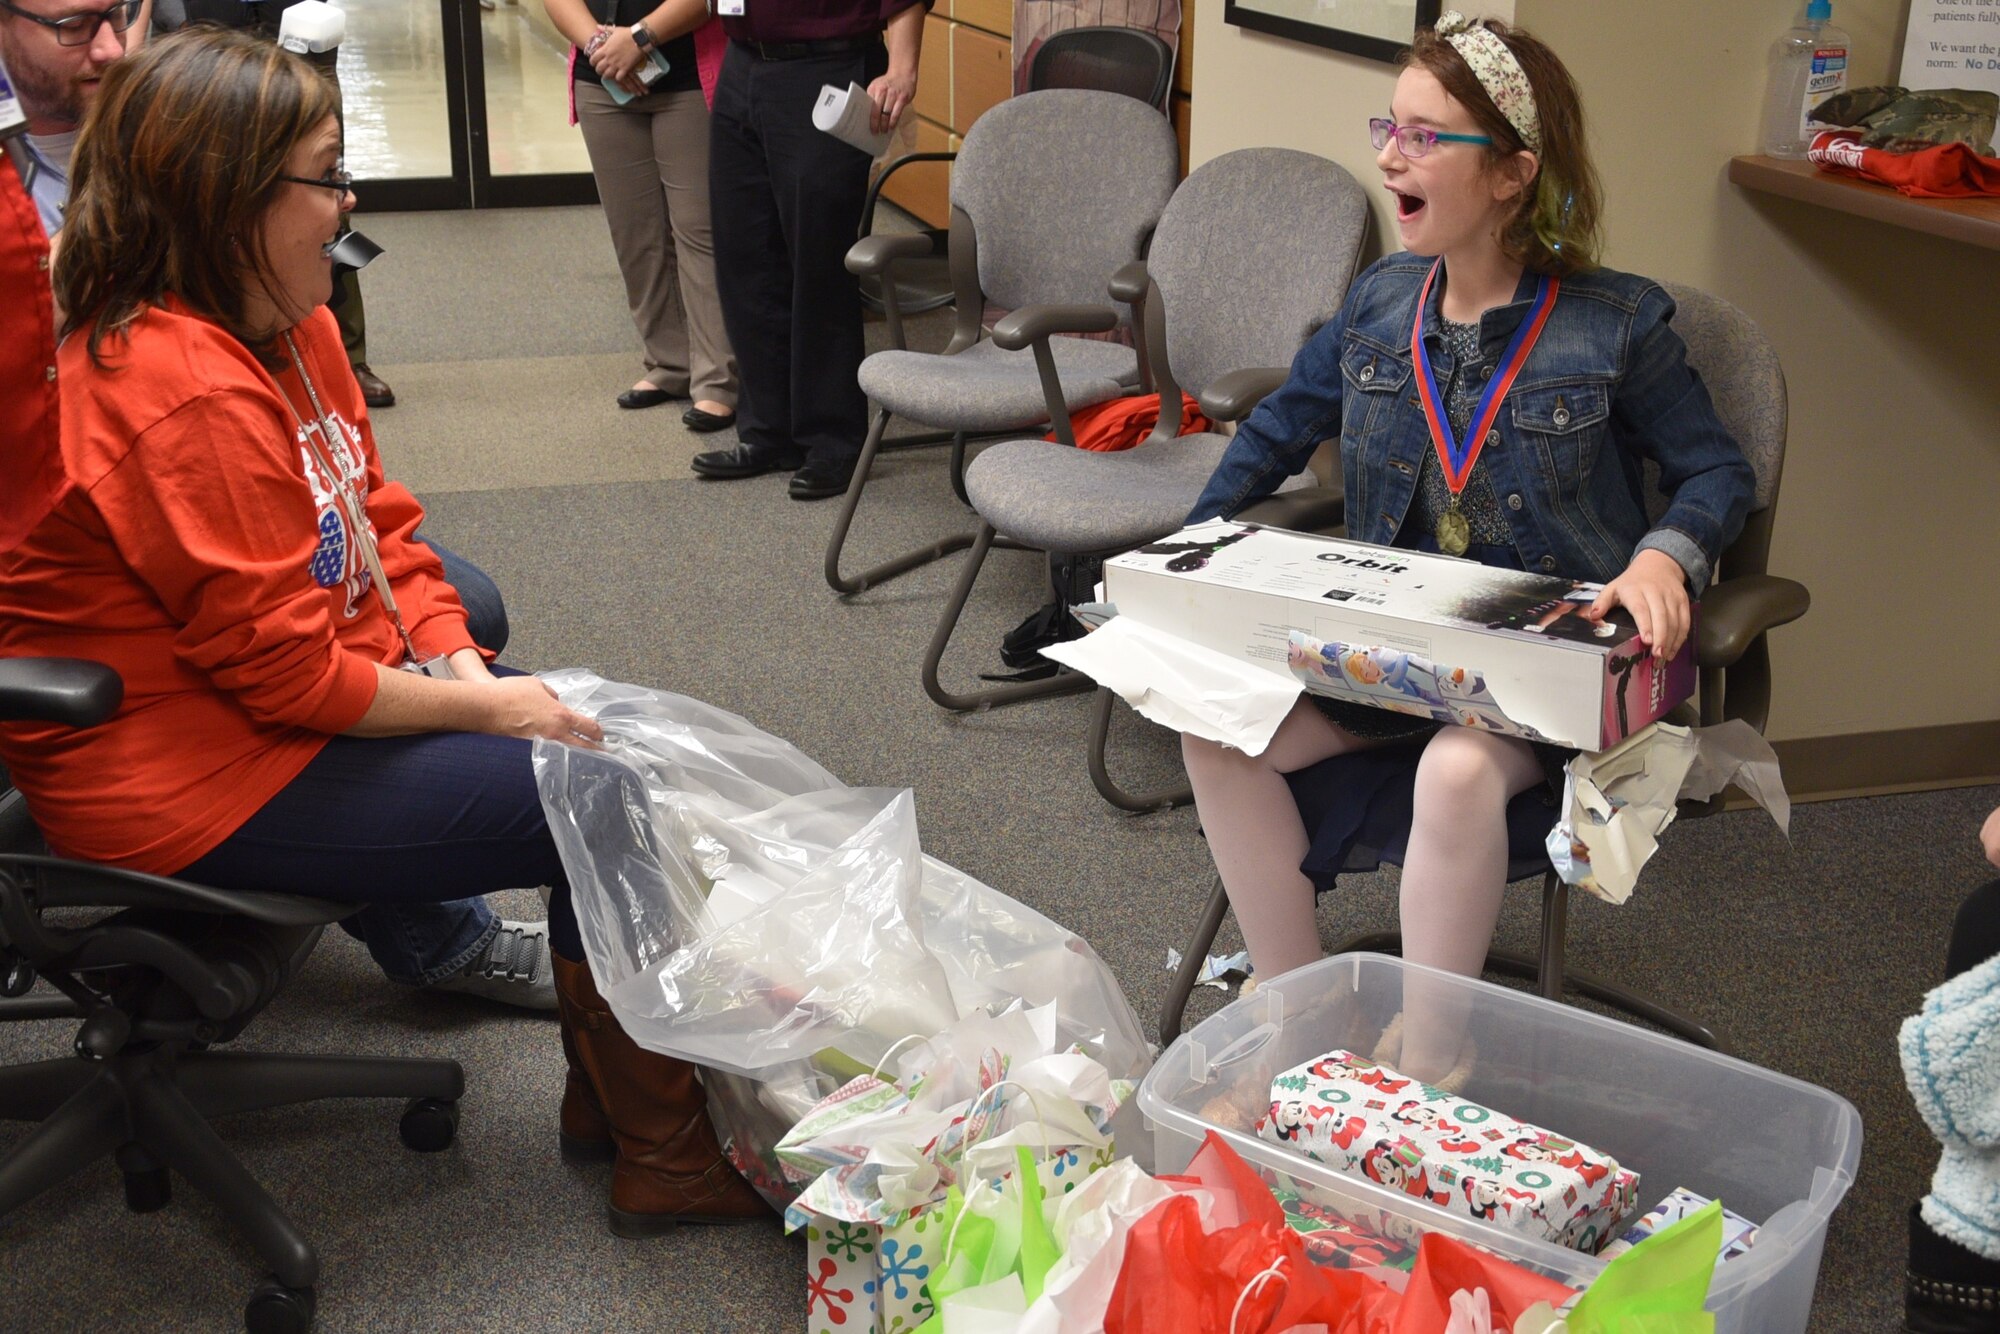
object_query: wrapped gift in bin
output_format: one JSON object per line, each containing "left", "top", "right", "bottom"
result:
{"left": 1255, "top": 1050, "right": 1639, "bottom": 1252}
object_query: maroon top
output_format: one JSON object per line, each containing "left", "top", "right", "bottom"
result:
{"left": 721, "top": 0, "right": 928, "bottom": 44}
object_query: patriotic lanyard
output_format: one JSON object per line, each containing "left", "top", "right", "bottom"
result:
{"left": 277, "top": 331, "right": 423, "bottom": 665}
{"left": 1409, "top": 258, "right": 1558, "bottom": 554}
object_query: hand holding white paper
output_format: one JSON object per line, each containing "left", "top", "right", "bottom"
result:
{"left": 812, "top": 81, "right": 891, "bottom": 157}
{"left": 1040, "top": 616, "right": 1303, "bottom": 756}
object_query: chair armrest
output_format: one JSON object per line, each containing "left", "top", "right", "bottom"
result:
{"left": 1108, "top": 260, "right": 1150, "bottom": 303}
{"left": 1235, "top": 485, "right": 1346, "bottom": 534}
{"left": 0, "top": 658, "right": 122, "bottom": 728}
{"left": 1198, "top": 367, "right": 1289, "bottom": 424}
{"left": 1695, "top": 574, "right": 1810, "bottom": 670}
{"left": 989, "top": 303, "right": 1119, "bottom": 351}
{"left": 845, "top": 231, "right": 935, "bottom": 277}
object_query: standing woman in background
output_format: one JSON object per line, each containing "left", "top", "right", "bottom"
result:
{"left": 545, "top": 0, "right": 739, "bottom": 431}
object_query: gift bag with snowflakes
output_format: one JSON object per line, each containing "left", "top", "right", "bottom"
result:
{"left": 805, "top": 1204, "right": 948, "bottom": 1334}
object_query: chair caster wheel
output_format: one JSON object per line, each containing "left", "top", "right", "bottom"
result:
{"left": 244, "top": 1278, "right": 315, "bottom": 1334}
{"left": 399, "top": 1097, "right": 459, "bottom": 1152}
{"left": 123, "top": 1165, "right": 171, "bottom": 1213}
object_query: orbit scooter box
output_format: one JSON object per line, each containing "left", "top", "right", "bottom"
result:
{"left": 1100, "top": 520, "right": 1694, "bottom": 752}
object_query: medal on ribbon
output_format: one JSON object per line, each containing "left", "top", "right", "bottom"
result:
{"left": 1411, "top": 259, "right": 1558, "bottom": 556}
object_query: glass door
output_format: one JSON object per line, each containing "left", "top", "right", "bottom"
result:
{"left": 343, "top": 0, "right": 596, "bottom": 211}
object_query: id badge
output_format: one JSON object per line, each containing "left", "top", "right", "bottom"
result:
{"left": 400, "top": 656, "right": 456, "bottom": 680}
{"left": 717, "top": 0, "right": 744, "bottom": 15}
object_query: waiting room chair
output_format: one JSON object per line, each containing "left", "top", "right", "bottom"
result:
{"left": 1158, "top": 283, "right": 1808, "bottom": 1050}
{"left": 0, "top": 658, "right": 464, "bottom": 1334}
{"left": 855, "top": 26, "right": 1176, "bottom": 318}
{"left": 830, "top": 88, "right": 1179, "bottom": 595}
{"left": 919, "top": 148, "right": 1366, "bottom": 725}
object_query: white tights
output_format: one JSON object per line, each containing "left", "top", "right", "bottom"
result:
{"left": 1181, "top": 700, "right": 1543, "bottom": 1076}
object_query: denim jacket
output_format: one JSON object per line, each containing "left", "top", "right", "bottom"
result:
{"left": 1188, "top": 254, "right": 1756, "bottom": 592}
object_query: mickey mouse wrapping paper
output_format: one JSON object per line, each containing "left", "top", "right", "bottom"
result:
{"left": 1254, "top": 1050, "right": 1640, "bottom": 1253}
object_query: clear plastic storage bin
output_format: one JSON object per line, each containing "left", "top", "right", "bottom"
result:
{"left": 1137, "top": 953, "right": 1861, "bottom": 1334}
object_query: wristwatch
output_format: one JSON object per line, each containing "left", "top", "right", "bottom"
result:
{"left": 630, "top": 22, "right": 655, "bottom": 49}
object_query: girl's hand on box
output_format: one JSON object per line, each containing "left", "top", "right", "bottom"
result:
{"left": 1982, "top": 805, "right": 2000, "bottom": 870}
{"left": 1587, "top": 549, "right": 1691, "bottom": 659}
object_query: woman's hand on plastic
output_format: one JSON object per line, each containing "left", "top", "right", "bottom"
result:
{"left": 1587, "top": 548, "right": 1692, "bottom": 659}
{"left": 476, "top": 676, "right": 605, "bottom": 748}
{"left": 1983, "top": 804, "right": 2000, "bottom": 870}
{"left": 866, "top": 69, "right": 917, "bottom": 135}
{"left": 591, "top": 26, "right": 648, "bottom": 94}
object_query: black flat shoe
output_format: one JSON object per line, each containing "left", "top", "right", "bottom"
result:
{"left": 788, "top": 455, "right": 858, "bottom": 501}
{"left": 1907, "top": 1203, "right": 2000, "bottom": 1333}
{"left": 682, "top": 406, "right": 737, "bottom": 433}
{"left": 618, "top": 386, "right": 676, "bottom": 410}
{"left": 690, "top": 443, "right": 804, "bottom": 480}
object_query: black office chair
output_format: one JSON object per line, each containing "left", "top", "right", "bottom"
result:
{"left": 856, "top": 24, "right": 1176, "bottom": 320}
{"left": 0, "top": 658, "right": 465, "bottom": 1334}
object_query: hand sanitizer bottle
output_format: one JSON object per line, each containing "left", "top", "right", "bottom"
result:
{"left": 1761, "top": 0, "right": 1850, "bottom": 159}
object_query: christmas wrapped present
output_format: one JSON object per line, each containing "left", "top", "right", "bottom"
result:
{"left": 1253, "top": 1050, "right": 1639, "bottom": 1252}
{"left": 1270, "top": 1183, "right": 1426, "bottom": 1272}
{"left": 1596, "top": 1185, "right": 1758, "bottom": 1263}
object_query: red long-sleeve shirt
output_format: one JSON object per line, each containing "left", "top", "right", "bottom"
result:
{"left": 0, "top": 302, "right": 476, "bottom": 873}
{"left": 0, "top": 151, "right": 62, "bottom": 551}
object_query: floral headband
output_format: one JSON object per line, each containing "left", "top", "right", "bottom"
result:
{"left": 1434, "top": 11, "right": 1541, "bottom": 153}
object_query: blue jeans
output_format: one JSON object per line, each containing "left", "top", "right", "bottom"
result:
{"left": 424, "top": 537, "right": 510, "bottom": 659}
{"left": 175, "top": 719, "right": 583, "bottom": 985}
{"left": 297, "top": 539, "right": 519, "bottom": 983}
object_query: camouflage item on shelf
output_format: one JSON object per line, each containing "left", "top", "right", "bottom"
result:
{"left": 1809, "top": 84, "right": 1997, "bottom": 155}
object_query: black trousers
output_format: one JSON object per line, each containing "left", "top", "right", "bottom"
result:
{"left": 708, "top": 39, "right": 885, "bottom": 466}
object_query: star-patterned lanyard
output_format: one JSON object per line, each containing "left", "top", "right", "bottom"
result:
{"left": 278, "top": 330, "right": 423, "bottom": 665}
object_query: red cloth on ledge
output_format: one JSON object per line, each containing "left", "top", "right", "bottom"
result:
{"left": 1808, "top": 129, "right": 2000, "bottom": 198}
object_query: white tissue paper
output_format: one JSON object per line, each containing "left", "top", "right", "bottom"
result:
{"left": 1548, "top": 719, "right": 1790, "bottom": 904}
{"left": 1039, "top": 615, "right": 1302, "bottom": 756}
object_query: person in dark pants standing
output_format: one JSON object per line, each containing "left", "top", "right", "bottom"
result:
{"left": 691, "top": 0, "right": 925, "bottom": 500}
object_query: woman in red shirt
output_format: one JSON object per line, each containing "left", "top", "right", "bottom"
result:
{"left": 0, "top": 28, "right": 764, "bottom": 1233}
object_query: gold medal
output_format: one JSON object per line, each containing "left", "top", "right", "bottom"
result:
{"left": 1435, "top": 505, "right": 1471, "bottom": 557}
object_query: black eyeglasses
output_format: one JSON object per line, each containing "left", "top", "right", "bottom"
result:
{"left": 0, "top": 0, "right": 141, "bottom": 46}
{"left": 278, "top": 165, "right": 355, "bottom": 195}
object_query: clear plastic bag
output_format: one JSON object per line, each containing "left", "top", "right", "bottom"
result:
{"left": 532, "top": 671, "right": 1151, "bottom": 1206}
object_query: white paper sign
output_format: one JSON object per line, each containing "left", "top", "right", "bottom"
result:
{"left": 1898, "top": 0, "right": 2000, "bottom": 98}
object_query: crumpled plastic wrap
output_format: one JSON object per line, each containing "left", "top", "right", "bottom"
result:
{"left": 1547, "top": 720, "right": 1791, "bottom": 904}
{"left": 530, "top": 670, "right": 1151, "bottom": 1206}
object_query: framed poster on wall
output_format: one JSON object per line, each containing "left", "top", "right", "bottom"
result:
{"left": 1223, "top": 0, "right": 1442, "bottom": 64}
{"left": 1897, "top": 0, "right": 2000, "bottom": 101}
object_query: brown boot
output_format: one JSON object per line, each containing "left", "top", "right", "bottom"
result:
{"left": 555, "top": 985, "right": 615, "bottom": 1165}
{"left": 551, "top": 955, "right": 772, "bottom": 1237}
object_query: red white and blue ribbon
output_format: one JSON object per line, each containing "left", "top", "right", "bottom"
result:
{"left": 1410, "top": 258, "right": 1559, "bottom": 497}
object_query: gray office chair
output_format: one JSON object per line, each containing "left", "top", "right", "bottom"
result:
{"left": 1158, "top": 283, "right": 1808, "bottom": 1048}
{"left": 832, "top": 88, "right": 1179, "bottom": 595}
{"left": 919, "top": 148, "right": 1367, "bottom": 725}
{"left": 0, "top": 659, "right": 464, "bottom": 1334}
{"left": 856, "top": 26, "right": 1177, "bottom": 318}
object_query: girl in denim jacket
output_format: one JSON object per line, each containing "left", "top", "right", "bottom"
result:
{"left": 1182, "top": 14, "right": 1755, "bottom": 1085}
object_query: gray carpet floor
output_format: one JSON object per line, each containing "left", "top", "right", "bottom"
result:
{"left": 0, "top": 204, "right": 1986, "bottom": 1331}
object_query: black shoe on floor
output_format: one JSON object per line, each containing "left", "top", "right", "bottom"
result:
{"left": 690, "top": 443, "right": 804, "bottom": 480}
{"left": 682, "top": 406, "right": 738, "bottom": 433}
{"left": 618, "top": 386, "right": 676, "bottom": 410}
{"left": 1908, "top": 1203, "right": 2000, "bottom": 1333}
{"left": 788, "top": 455, "right": 858, "bottom": 501}
{"left": 352, "top": 363, "right": 395, "bottom": 409}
